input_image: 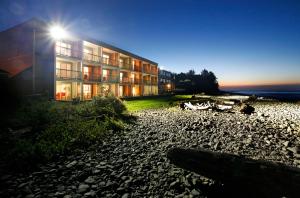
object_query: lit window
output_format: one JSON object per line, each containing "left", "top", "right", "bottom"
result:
{"left": 103, "top": 54, "right": 110, "bottom": 64}
{"left": 84, "top": 47, "right": 93, "bottom": 61}
{"left": 83, "top": 84, "right": 92, "bottom": 99}
{"left": 56, "top": 41, "right": 71, "bottom": 56}
{"left": 83, "top": 67, "right": 90, "bottom": 79}
{"left": 103, "top": 69, "right": 108, "bottom": 77}
{"left": 119, "top": 58, "right": 124, "bottom": 66}
{"left": 56, "top": 62, "right": 72, "bottom": 78}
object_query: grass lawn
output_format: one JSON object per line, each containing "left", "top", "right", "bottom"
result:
{"left": 124, "top": 95, "right": 193, "bottom": 111}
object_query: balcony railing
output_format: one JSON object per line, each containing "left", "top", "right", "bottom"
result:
{"left": 56, "top": 46, "right": 81, "bottom": 59}
{"left": 120, "top": 62, "right": 133, "bottom": 70}
{"left": 133, "top": 78, "right": 142, "bottom": 84}
{"left": 151, "top": 80, "right": 158, "bottom": 85}
{"left": 56, "top": 46, "right": 155, "bottom": 73}
{"left": 83, "top": 53, "right": 101, "bottom": 63}
{"left": 143, "top": 68, "right": 151, "bottom": 74}
{"left": 83, "top": 73, "right": 102, "bottom": 82}
{"left": 101, "top": 57, "right": 118, "bottom": 67}
{"left": 151, "top": 69, "right": 158, "bottom": 75}
{"left": 56, "top": 69, "right": 81, "bottom": 80}
{"left": 102, "top": 75, "right": 119, "bottom": 83}
{"left": 120, "top": 77, "right": 131, "bottom": 84}
{"left": 133, "top": 66, "right": 142, "bottom": 72}
{"left": 143, "top": 79, "right": 151, "bottom": 85}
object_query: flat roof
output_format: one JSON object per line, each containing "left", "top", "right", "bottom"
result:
{"left": 0, "top": 18, "right": 158, "bottom": 65}
{"left": 81, "top": 36, "right": 158, "bottom": 65}
{"left": 13, "top": 18, "right": 158, "bottom": 65}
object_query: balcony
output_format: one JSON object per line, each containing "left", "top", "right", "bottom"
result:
{"left": 143, "top": 79, "right": 151, "bottom": 85}
{"left": 133, "top": 66, "right": 142, "bottom": 72}
{"left": 143, "top": 68, "right": 151, "bottom": 74}
{"left": 133, "top": 78, "right": 142, "bottom": 84}
{"left": 83, "top": 53, "right": 101, "bottom": 63}
{"left": 102, "top": 75, "right": 119, "bottom": 83}
{"left": 120, "top": 62, "right": 133, "bottom": 70}
{"left": 151, "top": 69, "right": 158, "bottom": 75}
{"left": 151, "top": 80, "right": 158, "bottom": 85}
{"left": 101, "top": 57, "right": 118, "bottom": 67}
{"left": 56, "top": 46, "right": 81, "bottom": 59}
{"left": 56, "top": 69, "right": 81, "bottom": 80}
{"left": 83, "top": 73, "right": 102, "bottom": 82}
{"left": 120, "top": 77, "right": 132, "bottom": 84}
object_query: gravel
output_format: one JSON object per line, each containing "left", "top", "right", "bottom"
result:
{"left": 1, "top": 101, "right": 300, "bottom": 197}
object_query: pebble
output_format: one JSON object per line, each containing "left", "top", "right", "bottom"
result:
{"left": 191, "top": 189, "right": 200, "bottom": 196}
{"left": 78, "top": 184, "right": 89, "bottom": 193}
{"left": 1, "top": 102, "right": 300, "bottom": 197}
{"left": 84, "top": 176, "right": 96, "bottom": 184}
{"left": 121, "top": 193, "right": 129, "bottom": 198}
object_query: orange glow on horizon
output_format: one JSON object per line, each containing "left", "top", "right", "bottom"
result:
{"left": 220, "top": 80, "right": 300, "bottom": 88}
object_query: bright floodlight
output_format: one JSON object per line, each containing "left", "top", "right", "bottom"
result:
{"left": 50, "top": 26, "right": 68, "bottom": 39}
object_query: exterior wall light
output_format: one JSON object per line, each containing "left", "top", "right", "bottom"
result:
{"left": 50, "top": 25, "right": 68, "bottom": 39}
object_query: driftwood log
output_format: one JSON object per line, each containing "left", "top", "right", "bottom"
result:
{"left": 167, "top": 148, "right": 300, "bottom": 198}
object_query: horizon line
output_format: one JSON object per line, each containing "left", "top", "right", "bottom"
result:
{"left": 220, "top": 83, "right": 300, "bottom": 88}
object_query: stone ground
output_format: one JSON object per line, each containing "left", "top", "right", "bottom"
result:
{"left": 1, "top": 101, "right": 300, "bottom": 198}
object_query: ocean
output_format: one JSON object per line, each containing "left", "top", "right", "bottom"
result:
{"left": 222, "top": 90, "right": 300, "bottom": 101}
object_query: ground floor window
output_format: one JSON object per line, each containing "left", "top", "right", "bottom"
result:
{"left": 151, "top": 86, "right": 158, "bottom": 95}
{"left": 83, "top": 84, "right": 92, "bottom": 100}
{"left": 143, "top": 85, "right": 151, "bottom": 96}
{"left": 132, "top": 85, "right": 141, "bottom": 96}
{"left": 56, "top": 82, "right": 71, "bottom": 100}
{"left": 119, "top": 85, "right": 123, "bottom": 97}
{"left": 56, "top": 81, "right": 81, "bottom": 101}
{"left": 119, "top": 85, "right": 131, "bottom": 97}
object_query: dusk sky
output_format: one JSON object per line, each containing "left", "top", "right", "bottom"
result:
{"left": 0, "top": 0, "right": 299, "bottom": 87}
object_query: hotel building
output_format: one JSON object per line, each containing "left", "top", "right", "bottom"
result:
{"left": 0, "top": 18, "right": 158, "bottom": 101}
{"left": 158, "top": 69, "right": 175, "bottom": 94}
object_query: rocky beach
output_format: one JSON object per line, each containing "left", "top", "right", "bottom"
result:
{"left": 1, "top": 101, "right": 300, "bottom": 197}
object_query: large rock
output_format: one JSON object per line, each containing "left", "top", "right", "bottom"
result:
{"left": 240, "top": 103, "right": 255, "bottom": 115}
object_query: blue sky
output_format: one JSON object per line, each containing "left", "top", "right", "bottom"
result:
{"left": 0, "top": 0, "right": 300, "bottom": 87}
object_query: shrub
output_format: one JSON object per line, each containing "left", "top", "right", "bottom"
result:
{"left": 2, "top": 96, "right": 128, "bottom": 170}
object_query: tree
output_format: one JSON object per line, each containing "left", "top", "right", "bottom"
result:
{"left": 187, "top": 69, "right": 195, "bottom": 76}
{"left": 175, "top": 68, "right": 219, "bottom": 94}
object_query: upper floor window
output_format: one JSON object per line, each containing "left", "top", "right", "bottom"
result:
{"left": 119, "top": 58, "right": 124, "bottom": 67}
{"left": 56, "top": 61, "right": 72, "bottom": 70}
{"left": 103, "top": 54, "right": 110, "bottom": 64}
{"left": 84, "top": 47, "right": 93, "bottom": 61}
{"left": 56, "top": 41, "right": 71, "bottom": 56}
{"left": 56, "top": 61, "right": 72, "bottom": 78}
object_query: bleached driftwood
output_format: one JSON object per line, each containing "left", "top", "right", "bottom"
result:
{"left": 223, "top": 101, "right": 235, "bottom": 105}
{"left": 184, "top": 102, "right": 211, "bottom": 110}
{"left": 184, "top": 102, "right": 232, "bottom": 111}
{"left": 217, "top": 104, "right": 233, "bottom": 110}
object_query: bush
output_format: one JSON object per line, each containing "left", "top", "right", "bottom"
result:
{"left": 2, "top": 96, "right": 128, "bottom": 170}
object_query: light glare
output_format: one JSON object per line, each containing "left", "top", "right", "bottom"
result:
{"left": 50, "top": 26, "right": 67, "bottom": 39}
